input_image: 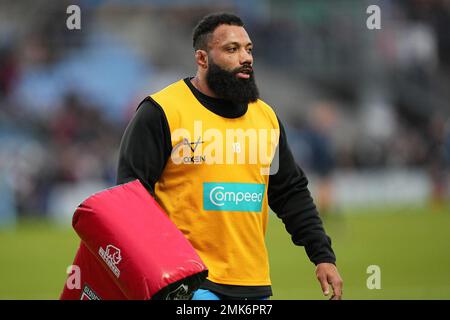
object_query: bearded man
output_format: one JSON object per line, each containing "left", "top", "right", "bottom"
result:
{"left": 117, "top": 12, "right": 343, "bottom": 300}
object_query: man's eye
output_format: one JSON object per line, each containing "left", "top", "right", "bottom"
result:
{"left": 227, "top": 47, "right": 237, "bottom": 53}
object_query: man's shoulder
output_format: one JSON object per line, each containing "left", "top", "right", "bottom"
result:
{"left": 150, "top": 78, "right": 187, "bottom": 97}
{"left": 253, "top": 98, "right": 280, "bottom": 125}
{"left": 132, "top": 97, "right": 166, "bottom": 124}
{"left": 254, "top": 98, "right": 272, "bottom": 109}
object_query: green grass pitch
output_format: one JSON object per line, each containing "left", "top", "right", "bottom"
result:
{"left": 0, "top": 205, "right": 449, "bottom": 299}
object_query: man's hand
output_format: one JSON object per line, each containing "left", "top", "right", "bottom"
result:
{"left": 315, "top": 263, "right": 343, "bottom": 300}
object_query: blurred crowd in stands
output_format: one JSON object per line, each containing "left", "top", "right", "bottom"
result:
{"left": 0, "top": 0, "right": 449, "bottom": 219}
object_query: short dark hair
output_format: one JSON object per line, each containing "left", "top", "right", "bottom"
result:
{"left": 192, "top": 13, "right": 244, "bottom": 51}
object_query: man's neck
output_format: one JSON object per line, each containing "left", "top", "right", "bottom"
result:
{"left": 190, "top": 75, "right": 218, "bottom": 99}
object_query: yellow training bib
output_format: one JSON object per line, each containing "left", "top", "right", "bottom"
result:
{"left": 150, "top": 79, "right": 280, "bottom": 285}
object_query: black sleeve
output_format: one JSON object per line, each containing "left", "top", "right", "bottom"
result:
{"left": 268, "top": 117, "right": 336, "bottom": 265}
{"left": 116, "top": 97, "right": 172, "bottom": 196}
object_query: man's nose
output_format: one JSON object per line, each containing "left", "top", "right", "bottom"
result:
{"left": 239, "top": 48, "right": 253, "bottom": 65}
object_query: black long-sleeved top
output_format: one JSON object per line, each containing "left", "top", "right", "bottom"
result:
{"left": 117, "top": 78, "right": 335, "bottom": 298}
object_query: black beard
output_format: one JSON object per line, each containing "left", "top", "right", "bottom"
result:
{"left": 205, "top": 59, "right": 259, "bottom": 105}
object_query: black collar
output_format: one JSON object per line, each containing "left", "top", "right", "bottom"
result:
{"left": 183, "top": 77, "right": 248, "bottom": 119}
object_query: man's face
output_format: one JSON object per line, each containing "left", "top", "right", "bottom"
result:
{"left": 207, "top": 24, "right": 254, "bottom": 77}
{"left": 202, "top": 24, "right": 259, "bottom": 105}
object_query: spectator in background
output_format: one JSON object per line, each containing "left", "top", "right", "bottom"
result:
{"left": 0, "top": 47, "right": 19, "bottom": 100}
{"left": 444, "top": 118, "right": 450, "bottom": 203}
{"left": 427, "top": 112, "right": 448, "bottom": 210}
{"left": 285, "top": 101, "right": 339, "bottom": 216}
{"left": 304, "top": 101, "right": 339, "bottom": 216}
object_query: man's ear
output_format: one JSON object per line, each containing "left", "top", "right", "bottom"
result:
{"left": 195, "top": 50, "right": 208, "bottom": 69}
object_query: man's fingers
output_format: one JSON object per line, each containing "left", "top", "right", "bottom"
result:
{"left": 315, "top": 263, "right": 344, "bottom": 299}
{"left": 317, "top": 274, "right": 330, "bottom": 296}
{"left": 330, "top": 277, "right": 343, "bottom": 299}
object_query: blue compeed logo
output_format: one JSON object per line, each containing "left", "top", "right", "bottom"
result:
{"left": 203, "top": 182, "right": 265, "bottom": 212}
